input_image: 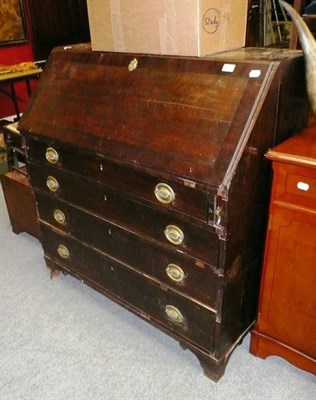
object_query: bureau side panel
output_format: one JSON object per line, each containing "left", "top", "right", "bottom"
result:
{"left": 214, "top": 56, "right": 310, "bottom": 357}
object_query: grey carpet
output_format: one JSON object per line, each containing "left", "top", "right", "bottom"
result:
{"left": 0, "top": 186, "right": 315, "bottom": 400}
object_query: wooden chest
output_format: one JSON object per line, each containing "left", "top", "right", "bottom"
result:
{"left": 0, "top": 122, "right": 39, "bottom": 238}
{"left": 18, "top": 45, "right": 310, "bottom": 381}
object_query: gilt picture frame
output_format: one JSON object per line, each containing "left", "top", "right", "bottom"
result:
{"left": 0, "top": 0, "right": 28, "bottom": 46}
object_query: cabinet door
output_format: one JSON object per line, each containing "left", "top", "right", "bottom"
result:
{"left": 27, "top": 0, "right": 90, "bottom": 60}
{"left": 258, "top": 205, "right": 316, "bottom": 358}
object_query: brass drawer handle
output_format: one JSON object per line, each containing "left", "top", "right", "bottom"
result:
{"left": 166, "top": 264, "right": 185, "bottom": 283}
{"left": 154, "top": 183, "right": 175, "bottom": 204}
{"left": 165, "top": 305, "right": 184, "bottom": 324}
{"left": 45, "top": 147, "right": 59, "bottom": 164}
{"left": 46, "top": 176, "right": 59, "bottom": 192}
{"left": 53, "top": 209, "right": 66, "bottom": 225}
{"left": 164, "top": 225, "right": 184, "bottom": 245}
{"left": 57, "top": 244, "right": 69, "bottom": 259}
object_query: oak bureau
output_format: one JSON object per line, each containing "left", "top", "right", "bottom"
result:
{"left": 18, "top": 45, "right": 310, "bottom": 381}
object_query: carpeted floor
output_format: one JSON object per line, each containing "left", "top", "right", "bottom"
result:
{"left": 0, "top": 185, "right": 315, "bottom": 400}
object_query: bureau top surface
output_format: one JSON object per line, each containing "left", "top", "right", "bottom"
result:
{"left": 19, "top": 44, "right": 304, "bottom": 188}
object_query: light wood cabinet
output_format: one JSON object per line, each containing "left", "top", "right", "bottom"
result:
{"left": 250, "top": 122, "right": 316, "bottom": 375}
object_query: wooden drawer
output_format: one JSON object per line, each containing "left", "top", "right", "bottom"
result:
{"left": 29, "top": 163, "right": 219, "bottom": 266}
{"left": 41, "top": 224, "right": 216, "bottom": 352}
{"left": 285, "top": 171, "right": 316, "bottom": 202}
{"left": 273, "top": 163, "right": 316, "bottom": 211}
{"left": 36, "top": 191, "right": 219, "bottom": 308}
{"left": 26, "top": 137, "right": 209, "bottom": 222}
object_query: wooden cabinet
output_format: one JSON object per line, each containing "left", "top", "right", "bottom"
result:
{"left": 1, "top": 168, "right": 39, "bottom": 238}
{"left": 18, "top": 45, "right": 310, "bottom": 381}
{"left": 250, "top": 123, "right": 316, "bottom": 375}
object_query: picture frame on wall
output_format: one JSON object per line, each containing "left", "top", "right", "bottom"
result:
{"left": 0, "top": 0, "right": 28, "bottom": 46}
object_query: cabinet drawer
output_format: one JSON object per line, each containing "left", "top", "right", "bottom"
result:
{"left": 273, "top": 163, "right": 316, "bottom": 211}
{"left": 285, "top": 172, "right": 316, "bottom": 202}
{"left": 36, "top": 192, "right": 219, "bottom": 308}
{"left": 26, "top": 137, "right": 209, "bottom": 222}
{"left": 29, "top": 163, "right": 219, "bottom": 266}
{"left": 41, "top": 225, "right": 216, "bottom": 352}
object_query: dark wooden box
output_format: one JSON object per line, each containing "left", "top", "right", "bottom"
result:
{"left": 1, "top": 168, "right": 39, "bottom": 238}
{"left": 18, "top": 44, "right": 310, "bottom": 381}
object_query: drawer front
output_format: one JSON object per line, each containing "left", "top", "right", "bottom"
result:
{"left": 41, "top": 224, "right": 215, "bottom": 351}
{"left": 29, "top": 163, "right": 219, "bottom": 266}
{"left": 273, "top": 163, "right": 316, "bottom": 211}
{"left": 36, "top": 191, "right": 218, "bottom": 308}
{"left": 285, "top": 172, "right": 316, "bottom": 202}
{"left": 27, "top": 137, "right": 209, "bottom": 222}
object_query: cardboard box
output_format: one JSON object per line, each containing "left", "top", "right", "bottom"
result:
{"left": 87, "top": 0, "right": 248, "bottom": 56}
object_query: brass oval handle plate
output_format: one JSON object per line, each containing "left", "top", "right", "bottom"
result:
{"left": 165, "top": 305, "right": 184, "bottom": 324}
{"left": 166, "top": 263, "right": 185, "bottom": 283}
{"left": 46, "top": 176, "right": 59, "bottom": 192}
{"left": 53, "top": 209, "right": 66, "bottom": 225}
{"left": 57, "top": 244, "right": 70, "bottom": 259}
{"left": 164, "top": 225, "right": 184, "bottom": 245}
{"left": 154, "top": 183, "right": 175, "bottom": 204}
{"left": 45, "top": 147, "right": 59, "bottom": 164}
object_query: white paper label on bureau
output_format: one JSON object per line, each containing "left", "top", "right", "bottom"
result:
{"left": 297, "top": 181, "right": 309, "bottom": 191}
{"left": 222, "top": 63, "right": 236, "bottom": 73}
{"left": 249, "top": 70, "right": 261, "bottom": 78}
